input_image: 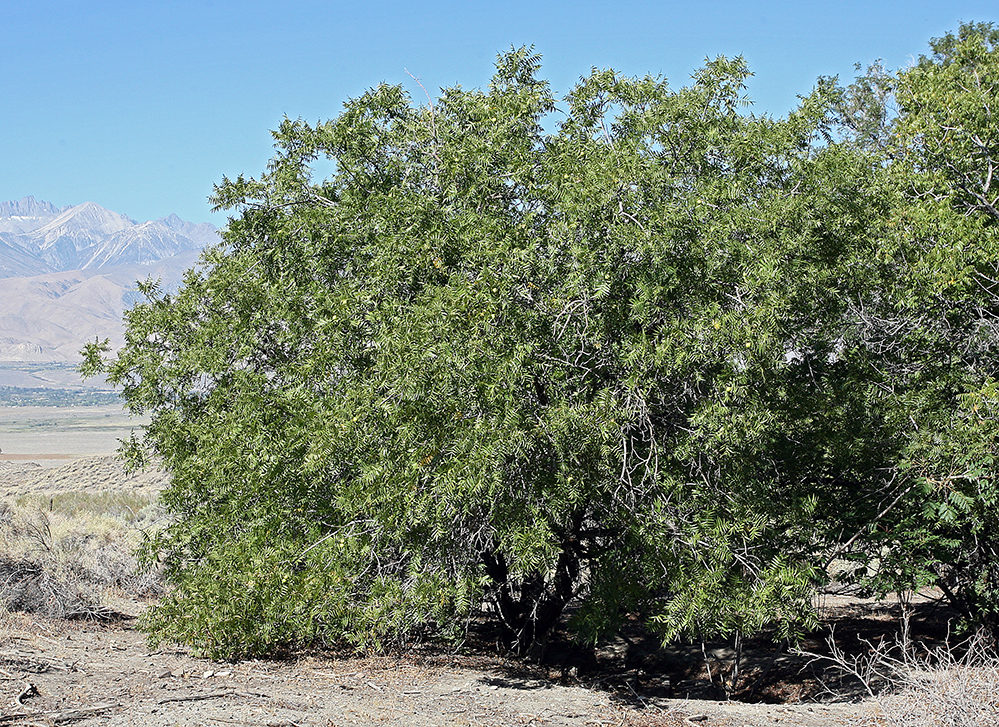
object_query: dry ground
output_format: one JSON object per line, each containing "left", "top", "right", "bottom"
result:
{"left": 0, "top": 612, "right": 869, "bottom": 727}
{"left": 0, "top": 404, "right": 148, "bottom": 469}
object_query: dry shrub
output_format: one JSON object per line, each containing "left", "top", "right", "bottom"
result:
{"left": 0, "top": 554, "right": 95, "bottom": 619}
{"left": 798, "top": 621, "right": 999, "bottom": 727}
{"left": 0, "top": 494, "right": 166, "bottom": 620}
{"left": 870, "top": 633, "right": 999, "bottom": 727}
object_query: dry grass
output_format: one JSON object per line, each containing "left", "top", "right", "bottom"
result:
{"left": 0, "top": 491, "right": 166, "bottom": 623}
{"left": 798, "top": 620, "right": 999, "bottom": 727}
{"left": 869, "top": 636, "right": 999, "bottom": 727}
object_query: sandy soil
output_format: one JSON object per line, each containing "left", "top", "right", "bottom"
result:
{"left": 0, "top": 614, "right": 871, "bottom": 727}
{"left": 0, "top": 457, "right": 168, "bottom": 499}
{"left": 0, "top": 405, "right": 147, "bottom": 469}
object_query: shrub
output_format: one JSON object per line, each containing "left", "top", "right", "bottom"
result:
{"left": 0, "top": 496, "right": 165, "bottom": 620}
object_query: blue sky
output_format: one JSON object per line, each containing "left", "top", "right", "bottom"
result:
{"left": 1, "top": 0, "right": 995, "bottom": 225}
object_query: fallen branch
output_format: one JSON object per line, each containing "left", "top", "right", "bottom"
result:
{"left": 156, "top": 691, "right": 236, "bottom": 705}
{"left": 0, "top": 703, "right": 119, "bottom": 724}
{"left": 157, "top": 691, "right": 270, "bottom": 705}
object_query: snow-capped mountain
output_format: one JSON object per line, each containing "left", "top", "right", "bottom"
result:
{"left": 0, "top": 197, "right": 218, "bottom": 362}
{"left": 0, "top": 196, "right": 63, "bottom": 234}
{"left": 0, "top": 197, "right": 217, "bottom": 273}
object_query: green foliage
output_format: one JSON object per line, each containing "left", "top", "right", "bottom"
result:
{"left": 84, "top": 25, "right": 999, "bottom": 658}
{"left": 896, "top": 23, "right": 999, "bottom": 221}
{"left": 820, "top": 22, "right": 999, "bottom": 635}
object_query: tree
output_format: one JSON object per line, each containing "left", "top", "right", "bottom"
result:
{"left": 84, "top": 49, "right": 890, "bottom": 659}
{"left": 823, "top": 22, "right": 999, "bottom": 633}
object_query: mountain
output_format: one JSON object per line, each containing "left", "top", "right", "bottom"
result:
{"left": 0, "top": 234, "right": 55, "bottom": 278}
{"left": 0, "top": 197, "right": 217, "bottom": 363}
{"left": 0, "top": 197, "right": 217, "bottom": 274}
{"left": 0, "top": 196, "right": 62, "bottom": 234}
{"left": 0, "top": 251, "right": 202, "bottom": 362}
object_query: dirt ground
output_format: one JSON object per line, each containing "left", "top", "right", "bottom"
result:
{"left": 0, "top": 613, "right": 872, "bottom": 727}
{"left": 0, "top": 455, "right": 883, "bottom": 726}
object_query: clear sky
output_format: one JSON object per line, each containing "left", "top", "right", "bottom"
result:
{"left": 2, "top": 0, "right": 995, "bottom": 225}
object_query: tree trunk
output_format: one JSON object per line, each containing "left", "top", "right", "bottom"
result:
{"left": 481, "top": 547, "right": 580, "bottom": 659}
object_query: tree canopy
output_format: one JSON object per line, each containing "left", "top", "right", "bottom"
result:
{"left": 84, "top": 24, "right": 999, "bottom": 659}
{"left": 825, "top": 22, "right": 999, "bottom": 629}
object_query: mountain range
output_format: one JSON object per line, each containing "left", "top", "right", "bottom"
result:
{"left": 0, "top": 197, "right": 218, "bottom": 363}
